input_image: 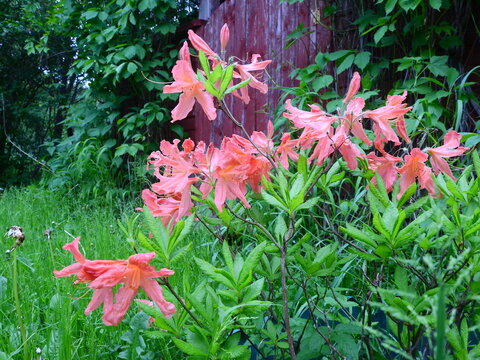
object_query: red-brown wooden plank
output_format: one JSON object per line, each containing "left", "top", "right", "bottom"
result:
{"left": 187, "top": 0, "right": 332, "bottom": 145}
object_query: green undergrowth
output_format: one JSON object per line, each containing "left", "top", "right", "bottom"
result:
{"left": 0, "top": 187, "right": 212, "bottom": 359}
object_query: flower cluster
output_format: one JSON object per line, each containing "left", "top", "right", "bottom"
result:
{"left": 283, "top": 73, "right": 469, "bottom": 198}
{"left": 143, "top": 126, "right": 298, "bottom": 225}
{"left": 163, "top": 24, "right": 271, "bottom": 122}
{"left": 143, "top": 26, "right": 469, "bottom": 225}
{"left": 54, "top": 237, "right": 176, "bottom": 326}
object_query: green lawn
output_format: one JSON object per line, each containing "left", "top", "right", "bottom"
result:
{"left": 0, "top": 187, "right": 149, "bottom": 359}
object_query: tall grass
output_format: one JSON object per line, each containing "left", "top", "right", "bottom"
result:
{"left": 0, "top": 187, "right": 140, "bottom": 359}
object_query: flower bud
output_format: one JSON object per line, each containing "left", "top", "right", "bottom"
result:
{"left": 343, "top": 72, "right": 361, "bottom": 103}
{"left": 220, "top": 23, "right": 229, "bottom": 53}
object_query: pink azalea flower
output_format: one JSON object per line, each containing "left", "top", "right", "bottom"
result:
{"left": 200, "top": 135, "right": 273, "bottom": 211}
{"left": 163, "top": 44, "right": 216, "bottom": 122}
{"left": 366, "top": 151, "right": 402, "bottom": 191}
{"left": 426, "top": 130, "right": 469, "bottom": 180}
{"left": 250, "top": 121, "right": 275, "bottom": 154}
{"left": 342, "top": 97, "right": 372, "bottom": 146}
{"left": 141, "top": 189, "right": 193, "bottom": 226}
{"left": 234, "top": 54, "right": 272, "bottom": 104}
{"left": 148, "top": 139, "right": 198, "bottom": 195}
{"left": 366, "top": 91, "right": 412, "bottom": 145}
{"left": 397, "top": 148, "right": 437, "bottom": 199}
{"left": 330, "top": 126, "right": 365, "bottom": 170}
{"left": 283, "top": 99, "right": 336, "bottom": 136}
{"left": 54, "top": 238, "right": 176, "bottom": 326}
{"left": 275, "top": 133, "right": 299, "bottom": 169}
{"left": 306, "top": 126, "right": 364, "bottom": 170}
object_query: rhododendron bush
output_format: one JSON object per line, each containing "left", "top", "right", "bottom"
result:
{"left": 55, "top": 25, "right": 480, "bottom": 359}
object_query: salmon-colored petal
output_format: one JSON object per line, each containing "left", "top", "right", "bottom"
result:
{"left": 350, "top": 120, "right": 372, "bottom": 146}
{"left": 214, "top": 179, "right": 227, "bottom": 211}
{"left": 128, "top": 252, "right": 156, "bottom": 265}
{"left": 418, "top": 166, "right": 437, "bottom": 197}
{"left": 85, "top": 288, "right": 112, "bottom": 315}
{"left": 187, "top": 30, "right": 216, "bottom": 57}
{"left": 63, "top": 237, "right": 85, "bottom": 263}
{"left": 179, "top": 41, "right": 190, "bottom": 63}
{"left": 430, "top": 154, "right": 455, "bottom": 180}
{"left": 397, "top": 148, "right": 433, "bottom": 198}
{"left": 426, "top": 130, "right": 469, "bottom": 179}
{"left": 53, "top": 262, "right": 83, "bottom": 278}
{"left": 346, "top": 97, "right": 365, "bottom": 115}
{"left": 194, "top": 89, "right": 217, "bottom": 121}
{"left": 343, "top": 72, "right": 361, "bottom": 103}
{"left": 89, "top": 266, "right": 127, "bottom": 288}
{"left": 337, "top": 138, "right": 363, "bottom": 170}
{"left": 396, "top": 115, "right": 411, "bottom": 143}
{"left": 367, "top": 152, "right": 401, "bottom": 191}
{"left": 398, "top": 167, "right": 416, "bottom": 199}
{"left": 103, "top": 286, "right": 138, "bottom": 326}
{"left": 171, "top": 92, "right": 196, "bottom": 122}
{"left": 141, "top": 279, "right": 176, "bottom": 318}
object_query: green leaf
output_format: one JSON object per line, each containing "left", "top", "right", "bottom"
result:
{"left": 143, "top": 207, "right": 169, "bottom": 259}
{"left": 225, "top": 77, "right": 251, "bottom": 95}
{"left": 340, "top": 224, "right": 377, "bottom": 248}
{"left": 169, "top": 215, "right": 194, "bottom": 252}
{"left": 325, "top": 50, "right": 352, "bottom": 61}
{"left": 242, "top": 278, "right": 265, "bottom": 302}
{"left": 436, "top": 284, "right": 446, "bottom": 360}
{"left": 374, "top": 26, "right": 388, "bottom": 44}
{"left": 198, "top": 50, "right": 210, "bottom": 76}
{"left": 354, "top": 52, "right": 371, "bottom": 70}
{"left": 312, "top": 75, "right": 333, "bottom": 91}
{"left": 83, "top": 10, "right": 99, "bottom": 20}
{"left": 124, "top": 45, "right": 137, "bottom": 59}
{"left": 446, "top": 67, "right": 459, "bottom": 88}
{"left": 289, "top": 174, "right": 305, "bottom": 200}
{"left": 172, "top": 338, "right": 208, "bottom": 356}
{"left": 238, "top": 242, "right": 267, "bottom": 286}
{"left": 313, "top": 242, "right": 338, "bottom": 264}
{"left": 274, "top": 215, "right": 288, "bottom": 240}
{"left": 261, "top": 190, "right": 288, "bottom": 212}
{"left": 397, "top": 182, "right": 416, "bottom": 207}
{"left": 399, "top": 0, "right": 422, "bottom": 11}
{"left": 337, "top": 54, "right": 355, "bottom": 74}
{"left": 209, "top": 64, "right": 222, "bottom": 83}
{"left": 194, "top": 257, "right": 236, "bottom": 289}
{"left": 138, "top": 0, "right": 156, "bottom": 11}
{"left": 137, "top": 232, "right": 159, "bottom": 253}
{"left": 472, "top": 150, "right": 480, "bottom": 177}
{"left": 385, "top": 0, "right": 398, "bottom": 14}
{"left": 295, "top": 197, "right": 320, "bottom": 211}
{"left": 382, "top": 204, "right": 399, "bottom": 234}
{"left": 204, "top": 80, "right": 219, "bottom": 97}
{"left": 429, "top": 0, "right": 442, "bottom": 10}
{"left": 127, "top": 62, "right": 138, "bottom": 74}
{"left": 220, "top": 65, "right": 234, "bottom": 94}
{"left": 222, "top": 241, "right": 234, "bottom": 275}
{"left": 428, "top": 56, "right": 449, "bottom": 77}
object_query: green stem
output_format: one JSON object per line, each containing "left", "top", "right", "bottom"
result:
{"left": 12, "top": 252, "right": 28, "bottom": 360}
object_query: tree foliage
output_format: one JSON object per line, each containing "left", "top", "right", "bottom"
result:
{"left": 0, "top": 0, "right": 198, "bottom": 191}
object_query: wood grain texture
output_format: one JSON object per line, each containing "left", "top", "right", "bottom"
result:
{"left": 187, "top": 0, "right": 332, "bottom": 145}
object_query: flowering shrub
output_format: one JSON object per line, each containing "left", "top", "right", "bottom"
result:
{"left": 55, "top": 24, "right": 480, "bottom": 359}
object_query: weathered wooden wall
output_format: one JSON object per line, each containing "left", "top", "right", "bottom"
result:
{"left": 182, "top": 0, "right": 332, "bottom": 145}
